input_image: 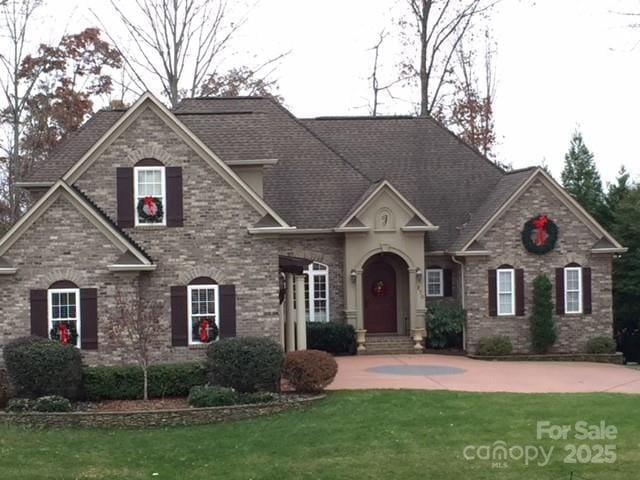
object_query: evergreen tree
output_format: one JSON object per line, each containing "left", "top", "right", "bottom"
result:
{"left": 561, "top": 131, "right": 606, "bottom": 223}
{"left": 530, "top": 274, "right": 556, "bottom": 354}
{"left": 601, "top": 166, "right": 631, "bottom": 230}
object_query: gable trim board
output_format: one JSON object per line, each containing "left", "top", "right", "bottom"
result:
{"left": 338, "top": 180, "right": 438, "bottom": 231}
{"left": 459, "top": 168, "right": 626, "bottom": 254}
{"left": 61, "top": 92, "right": 291, "bottom": 230}
{"left": 0, "top": 180, "right": 155, "bottom": 270}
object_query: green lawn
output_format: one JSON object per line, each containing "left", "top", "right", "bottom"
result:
{"left": 1, "top": 390, "right": 638, "bottom": 479}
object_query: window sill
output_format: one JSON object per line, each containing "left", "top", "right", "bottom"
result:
{"left": 135, "top": 224, "right": 167, "bottom": 230}
{"left": 188, "top": 344, "right": 210, "bottom": 350}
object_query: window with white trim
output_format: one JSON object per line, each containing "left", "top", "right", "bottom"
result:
{"left": 564, "top": 267, "right": 582, "bottom": 314}
{"left": 497, "top": 268, "right": 515, "bottom": 316}
{"left": 293, "top": 262, "right": 330, "bottom": 322}
{"left": 48, "top": 288, "right": 81, "bottom": 347}
{"left": 187, "top": 284, "right": 219, "bottom": 344}
{"left": 426, "top": 269, "right": 444, "bottom": 297}
{"left": 134, "top": 166, "right": 166, "bottom": 225}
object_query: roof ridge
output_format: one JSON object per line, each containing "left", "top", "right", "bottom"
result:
{"left": 307, "top": 115, "right": 417, "bottom": 121}
{"left": 187, "top": 95, "right": 266, "bottom": 100}
{"left": 70, "top": 185, "right": 153, "bottom": 263}
{"left": 506, "top": 166, "right": 538, "bottom": 175}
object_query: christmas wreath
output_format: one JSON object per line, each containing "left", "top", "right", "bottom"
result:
{"left": 192, "top": 318, "right": 219, "bottom": 343}
{"left": 372, "top": 280, "right": 386, "bottom": 297}
{"left": 521, "top": 214, "right": 558, "bottom": 255}
{"left": 137, "top": 196, "right": 164, "bottom": 223}
{"left": 50, "top": 321, "right": 78, "bottom": 346}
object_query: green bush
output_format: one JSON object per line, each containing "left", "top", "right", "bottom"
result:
{"left": 586, "top": 336, "right": 617, "bottom": 354}
{"left": 476, "top": 336, "right": 513, "bottom": 356}
{"left": 207, "top": 337, "right": 284, "bottom": 393}
{"left": 425, "top": 303, "right": 465, "bottom": 349}
{"left": 530, "top": 274, "right": 557, "bottom": 354}
{"left": 238, "top": 391, "right": 280, "bottom": 404}
{"left": 83, "top": 362, "right": 207, "bottom": 401}
{"left": 33, "top": 395, "right": 72, "bottom": 412}
{"left": 306, "top": 322, "right": 356, "bottom": 355}
{"left": 0, "top": 368, "right": 13, "bottom": 409}
{"left": 3, "top": 337, "right": 83, "bottom": 400}
{"left": 282, "top": 350, "right": 338, "bottom": 393}
{"left": 6, "top": 398, "right": 35, "bottom": 413}
{"left": 188, "top": 386, "right": 237, "bottom": 407}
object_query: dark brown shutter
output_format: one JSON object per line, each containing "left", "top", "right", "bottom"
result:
{"left": 443, "top": 269, "right": 453, "bottom": 297}
{"left": 166, "top": 167, "right": 183, "bottom": 227}
{"left": 80, "top": 288, "right": 98, "bottom": 350}
{"left": 515, "top": 269, "right": 525, "bottom": 316}
{"left": 488, "top": 270, "right": 497, "bottom": 317}
{"left": 555, "top": 268, "right": 565, "bottom": 315}
{"left": 116, "top": 167, "right": 134, "bottom": 228}
{"left": 219, "top": 285, "right": 237, "bottom": 338}
{"left": 170, "top": 286, "right": 188, "bottom": 346}
{"left": 30, "top": 289, "right": 48, "bottom": 338}
{"left": 582, "top": 267, "right": 592, "bottom": 314}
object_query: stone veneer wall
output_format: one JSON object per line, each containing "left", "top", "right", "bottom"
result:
{"left": 464, "top": 179, "right": 614, "bottom": 354}
{"left": 1, "top": 107, "right": 282, "bottom": 366}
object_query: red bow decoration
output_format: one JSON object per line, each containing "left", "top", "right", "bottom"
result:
{"left": 58, "top": 322, "right": 70, "bottom": 345}
{"left": 199, "top": 319, "right": 210, "bottom": 343}
{"left": 532, "top": 215, "right": 549, "bottom": 246}
{"left": 143, "top": 196, "right": 158, "bottom": 216}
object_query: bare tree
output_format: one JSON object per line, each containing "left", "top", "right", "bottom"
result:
{"left": 368, "top": 30, "right": 405, "bottom": 116}
{"left": 0, "top": 0, "right": 42, "bottom": 224}
{"left": 111, "top": 284, "right": 163, "bottom": 401}
{"left": 98, "top": 0, "right": 247, "bottom": 108}
{"left": 399, "top": 0, "right": 498, "bottom": 117}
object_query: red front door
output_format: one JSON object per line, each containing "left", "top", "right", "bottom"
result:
{"left": 363, "top": 260, "right": 397, "bottom": 333}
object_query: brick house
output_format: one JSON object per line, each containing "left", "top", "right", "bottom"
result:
{"left": 0, "top": 93, "right": 625, "bottom": 364}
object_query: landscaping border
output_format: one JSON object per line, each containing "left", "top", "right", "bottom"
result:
{"left": 0, "top": 395, "right": 325, "bottom": 429}
{"left": 467, "top": 353, "right": 624, "bottom": 364}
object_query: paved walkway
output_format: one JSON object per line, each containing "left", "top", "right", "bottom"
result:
{"left": 328, "top": 354, "right": 640, "bottom": 394}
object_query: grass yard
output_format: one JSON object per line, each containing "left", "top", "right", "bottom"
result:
{"left": 1, "top": 390, "right": 638, "bottom": 479}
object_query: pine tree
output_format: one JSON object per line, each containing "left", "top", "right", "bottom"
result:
{"left": 601, "top": 166, "right": 631, "bottom": 230}
{"left": 530, "top": 274, "right": 556, "bottom": 354}
{"left": 561, "top": 131, "right": 605, "bottom": 223}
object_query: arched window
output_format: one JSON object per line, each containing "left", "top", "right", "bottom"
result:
{"left": 304, "top": 262, "right": 330, "bottom": 322}
{"left": 187, "top": 277, "right": 218, "bottom": 345}
{"left": 134, "top": 158, "right": 166, "bottom": 226}
{"left": 48, "top": 280, "right": 80, "bottom": 347}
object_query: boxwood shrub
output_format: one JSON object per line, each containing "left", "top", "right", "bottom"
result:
{"left": 207, "top": 337, "right": 284, "bottom": 393}
{"left": 282, "top": 350, "right": 338, "bottom": 393}
{"left": 33, "top": 395, "right": 72, "bottom": 412}
{"left": 188, "top": 385, "right": 238, "bottom": 407}
{"left": 476, "top": 336, "right": 513, "bottom": 357}
{"left": 83, "top": 362, "right": 207, "bottom": 401}
{"left": 3, "top": 337, "right": 83, "bottom": 400}
{"left": 586, "top": 336, "right": 617, "bottom": 354}
{"left": 306, "top": 322, "right": 356, "bottom": 355}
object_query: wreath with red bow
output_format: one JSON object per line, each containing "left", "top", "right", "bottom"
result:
{"left": 521, "top": 214, "right": 558, "bottom": 254}
{"left": 372, "top": 280, "right": 386, "bottom": 297}
{"left": 137, "top": 196, "right": 164, "bottom": 223}
{"left": 192, "top": 318, "right": 219, "bottom": 343}
{"left": 50, "top": 321, "right": 78, "bottom": 346}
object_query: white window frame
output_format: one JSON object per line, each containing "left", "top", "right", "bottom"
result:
{"left": 496, "top": 268, "right": 515, "bottom": 316}
{"left": 304, "top": 262, "right": 330, "bottom": 323}
{"left": 187, "top": 284, "right": 219, "bottom": 345}
{"left": 564, "top": 267, "right": 583, "bottom": 314}
{"left": 48, "top": 288, "right": 81, "bottom": 348}
{"left": 426, "top": 269, "right": 444, "bottom": 297}
{"left": 134, "top": 166, "right": 166, "bottom": 226}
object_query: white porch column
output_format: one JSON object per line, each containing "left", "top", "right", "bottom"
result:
{"left": 355, "top": 269, "right": 366, "bottom": 351}
{"left": 409, "top": 267, "right": 425, "bottom": 351}
{"left": 285, "top": 273, "right": 295, "bottom": 352}
{"left": 295, "top": 274, "right": 307, "bottom": 350}
{"left": 279, "top": 299, "right": 285, "bottom": 348}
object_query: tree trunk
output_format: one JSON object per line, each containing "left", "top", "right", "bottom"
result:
{"left": 142, "top": 365, "right": 149, "bottom": 401}
{"left": 419, "top": 0, "right": 429, "bottom": 116}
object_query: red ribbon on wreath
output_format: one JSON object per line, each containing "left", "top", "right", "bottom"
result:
{"left": 532, "top": 215, "right": 549, "bottom": 247}
{"left": 143, "top": 196, "right": 158, "bottom": 216}
{"left": 199, "top": 319, "right": 210, "bottom": 343}
{"left": 372, "top": 280, "right": 385, "bottom": 297}
{"left": 58, "top": 322, "right": 70, "bottom": 345}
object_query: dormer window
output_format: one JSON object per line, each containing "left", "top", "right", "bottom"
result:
{"left": 134, "top": 166, "right": 166, "bottom": 226}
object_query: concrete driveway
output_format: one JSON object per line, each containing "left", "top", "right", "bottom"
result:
{"left": 328, "top": 354, "right": 640, "bottom": 394}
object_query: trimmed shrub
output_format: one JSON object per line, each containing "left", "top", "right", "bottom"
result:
{"left": 530, "top": 274, "right": 557, "bottom": 354}
{"left": 238, "top": 391, "right": 280, "bottom": 404}
{"left": 586, "top": 336, "right": 617, "bottom": 354}
{"left": 83, "top": 362, "right": 207, "bottom": 401}
{"left": 33, "top": 395, "right": 72, "bottom": 412}
{"left": 6, "top": 398, "right": 35, "bottom": 413}
{"left": 207, "top": 337, "right": 284, "bottom": 393}
{"left": 3, "top": 337, "right": 83, "bottom": 400}
{"left": 188, "top": 386, "right": 237, "bottom": 408}
{"left": 425, "top": 303, "right": 465, "bottom": 349}
{"left": 0, "top": 369, "right": 13, "bottom": 409}
{"left": 282, "top": 350, "right": 338, "bottom": 393}
{"left": 306, "top": 322, "right": 356, "bottom": 355}
{"left": 476, "top": 336, "right": 513, "bottom": 357}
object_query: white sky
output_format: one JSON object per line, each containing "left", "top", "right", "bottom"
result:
{"left": 22, "top": 0, "right": 640, "bottom": 185}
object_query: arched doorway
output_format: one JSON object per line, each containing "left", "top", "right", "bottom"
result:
{"left": 363, "top": 253, "right": 410, "bottom": 334}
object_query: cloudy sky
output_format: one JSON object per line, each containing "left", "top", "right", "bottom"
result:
{"left": 26, "top": 0, "right": 640, "bottom": 185}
